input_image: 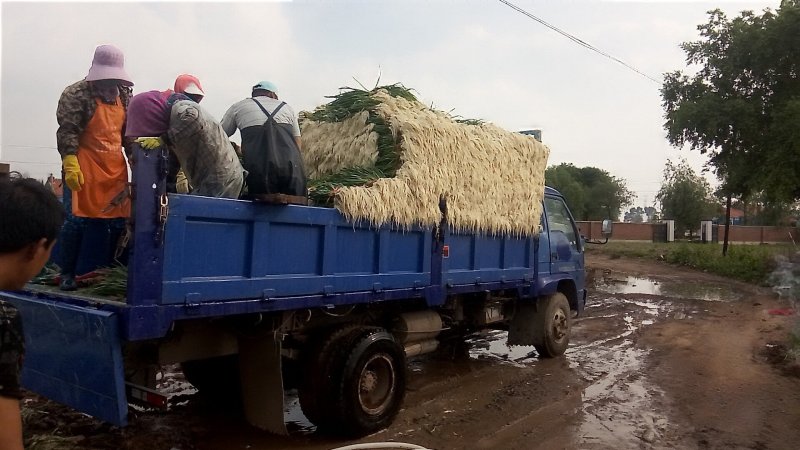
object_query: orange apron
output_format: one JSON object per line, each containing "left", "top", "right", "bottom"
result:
{"left": 72, "top": 98, "right": 131, "bottom": 218}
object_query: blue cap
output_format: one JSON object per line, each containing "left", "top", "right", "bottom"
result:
{"left": 252, "top": 81, "right": 278, "bottom": 93}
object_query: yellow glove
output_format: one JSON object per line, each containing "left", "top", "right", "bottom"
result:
{"left": 135, "top": 137, "right": 164, "bottom": 150}
{"left": 62, "top": 155, "right": 84, "bottom": 192}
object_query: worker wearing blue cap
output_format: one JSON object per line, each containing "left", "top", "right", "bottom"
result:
{"left": 221, "top": 81, "right": 307, "bottom": 199}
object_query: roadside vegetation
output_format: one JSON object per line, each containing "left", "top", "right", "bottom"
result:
{"left": 589, "top": 241, "right": 800, "bottom": 366}
{"left": 586, "top": 241, "right": 794, "bottom": 284}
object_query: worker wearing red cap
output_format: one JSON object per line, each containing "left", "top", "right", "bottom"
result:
{"left": 125, "top": 74, "right": 207, "bottom": 193}
{"left": 129, "top": 75, "right": 244, "bottom": 198}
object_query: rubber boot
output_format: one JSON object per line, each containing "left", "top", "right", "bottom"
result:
{"left": 59, "top": 189, "right": 84, "bottom": 292}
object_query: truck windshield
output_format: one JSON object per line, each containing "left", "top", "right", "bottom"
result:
{"left": 544, "top": 197, "right": 579, "bottom": 251}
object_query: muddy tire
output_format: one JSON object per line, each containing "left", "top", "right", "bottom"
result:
{"left": 180, "top": 354, "right": 241, "bottom": 403}
{"left": 533, "top": 292, "right": 571, "bottom": 358}
{"left": 298, "top": 325, "right": 366, "bottom": 427}
{"left": 331, "top": 328, "right": 406, "bottom": 437}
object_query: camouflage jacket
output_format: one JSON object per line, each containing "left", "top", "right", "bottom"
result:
{"left": 56, "top": 79, "right": 132, "bottom": 158}
{"left": 0, "top": 300, "right": 24, "bottom": 400}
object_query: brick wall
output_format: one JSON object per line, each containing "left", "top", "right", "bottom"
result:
{"left": 576, "top": 221, "right": 655, "bottom": 242}
{"left": 576, "top": 221, "right": 799, "bottom": 243}
{"left": 716, "top": 225, "right": 799, "bottom": 244}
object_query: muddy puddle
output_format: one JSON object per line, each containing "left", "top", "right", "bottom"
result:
{"left": 594, "top": 273, "right": 743, "bottom": 302}
{"left": 450, "top": 272, "right": 740, "bottom": 448}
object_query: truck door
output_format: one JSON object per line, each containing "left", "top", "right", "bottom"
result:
{"left": 544, "top": 196, "right": 585, "bottom": 296}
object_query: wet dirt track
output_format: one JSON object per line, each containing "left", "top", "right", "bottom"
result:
{"left": 22, "top": 254, "right": 800, "bottom": 450}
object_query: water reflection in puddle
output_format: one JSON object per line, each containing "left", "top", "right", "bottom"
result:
{"left": 466, "top": 329, "right": 538, "bottom": 365}
{"left": 596, "top": 275, "right": 743, "bottom": 302}
{"left": 458, "top": 282, "right": 688, "bottom": 447}
{"left": 284, "top": 390, "right": 316, "bottom": 434}
{"left": 156, "top": 366, "right": 317, "bottom": 435}
{"left": 575, "top": 341, "right": 667, "bottom": 447}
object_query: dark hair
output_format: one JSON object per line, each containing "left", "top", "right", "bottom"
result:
{"left": 251, "top": 88, "right": 277, "bottom": 99}
{"left": 0, "top": 178, "right": 66, "bottom": 253}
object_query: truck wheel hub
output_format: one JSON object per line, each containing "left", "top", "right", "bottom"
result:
{"left": 358, "top": 354, "right": 395, "bottom": 415}
{"left": 553, "top": 310, "right": 568, "bottom": 340}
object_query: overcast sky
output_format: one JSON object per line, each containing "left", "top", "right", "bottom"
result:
{"left": 0, "top": 0, "right": 781, "bottom": 207}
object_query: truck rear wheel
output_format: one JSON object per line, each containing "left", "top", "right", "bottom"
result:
{"left": 298, "top": 325, "right": 365, "bottom": 427}
{"left": 332, "top": 328, "right": 406, "bottom": 437}
{"left": 533, "top": 292, "right": 571, "bottom": 358}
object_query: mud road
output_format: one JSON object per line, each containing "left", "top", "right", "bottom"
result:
{"left": 22, "top": 254, "right": 800, "bottom": 450}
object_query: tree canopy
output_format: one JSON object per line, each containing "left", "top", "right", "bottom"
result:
{"left": 624, "top": 206, "right": 659, "bottom": 223}
{"left": 657, "top": 159, "right": 717, "bottom": 237}
{"left": 661, "top": 0, "right": 800, "bottom": 203}
{"left": 544, "top": 163, "right": 633, "bottom": 221}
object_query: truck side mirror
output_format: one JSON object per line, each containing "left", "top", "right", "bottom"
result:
{"left": 602, "top": 219, "right": 613, "bottom": 237}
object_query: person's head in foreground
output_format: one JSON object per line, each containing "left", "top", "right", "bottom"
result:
{"left": 0, "top": 178, "right": 65, "bottom": 290}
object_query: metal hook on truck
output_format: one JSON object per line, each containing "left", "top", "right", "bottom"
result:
{"left": 1, "top": 143, "right": 588, "bottom": 438}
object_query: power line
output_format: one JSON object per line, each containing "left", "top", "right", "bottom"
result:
{"left": 0, "top": 160, "right": 60, "bottom": 165}
{"left": 496, "top": 0, "right": 661, "bottom": 84}
{"left": 1, "top": 144, "right": 57, "bottom": 150}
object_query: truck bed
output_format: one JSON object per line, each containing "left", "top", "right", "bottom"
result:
{"left": 24, "top": 283, "right": 126, "bottom": 307}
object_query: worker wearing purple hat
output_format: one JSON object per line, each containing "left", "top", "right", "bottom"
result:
{"left": 55, "top": 44, "right": 133, "bottom": 291}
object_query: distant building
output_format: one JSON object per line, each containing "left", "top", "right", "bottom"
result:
{"left": 519, "top": 129, "right": 542, "bottom": 142}
{"left": 44, "top": 173, "right": 64, "bottom": 200}
{"left": 714, "top": 207, "right": 745, "bottom": 225}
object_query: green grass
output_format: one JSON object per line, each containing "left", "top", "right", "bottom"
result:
{"left": 586, "top": 241, "right": 795, "bottom": 284}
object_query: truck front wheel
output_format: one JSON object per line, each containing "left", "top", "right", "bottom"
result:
{"left": 533, "top": 292, "right": 571, "bottom": 357}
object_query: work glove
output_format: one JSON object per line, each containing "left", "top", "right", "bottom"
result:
{"left": 62, "top": 154, "right": 84, "bottom": 192}
{"left": 135, "top": 136, "right": 164, "bottom": 150}
{"left": 176, "top": 170, "right": 190, "bottom": 194}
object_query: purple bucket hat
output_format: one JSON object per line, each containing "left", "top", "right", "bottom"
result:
{"left": 86, "top": 44, "right": 133, "bottom": 86}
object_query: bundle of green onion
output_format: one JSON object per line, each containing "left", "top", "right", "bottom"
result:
{"left": 85, "top": 265, "right": 128, "bottom": 299}
{"left": 302, "top": 84, "right": 417, "bottom": 206}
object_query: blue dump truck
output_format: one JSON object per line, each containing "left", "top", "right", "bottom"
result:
{"left": 1, "top": 145, "right": 597, "bottom": 437}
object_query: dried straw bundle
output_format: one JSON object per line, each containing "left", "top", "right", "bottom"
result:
{"left": 302, "top": 87, "right": 550, "bottom": 236}
{"left": 300, "top": 110, "right": 378, "bottom": 178}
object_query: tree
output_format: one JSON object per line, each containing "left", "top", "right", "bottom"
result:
{"left": 544, "top": 164, "right": 586, "bottom": 219}
{"left": 545, "top": 163, "right": 634, "bottom": 221}
{"left": 624, "top": 207, "right": 645, "bottom": 223}
{"left": 661, "top": 0, "right": 800, "bottom": 253}
{"left": 735, "top": 192, "right": 799, "bottom": 226}
{"left": 644, "top": 206, "right": 660, "bottom": 222}
{"left": 657, "top": 159, "right": 716, "bottom": 239}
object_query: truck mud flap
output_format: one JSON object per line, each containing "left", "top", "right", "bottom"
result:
{"left": 507, "top": 302, "right": 541, "bottom": 346}
{"left": 1, "top": 292, "right": 128, "bottom": 426}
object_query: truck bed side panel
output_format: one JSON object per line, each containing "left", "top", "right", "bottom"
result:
{"left": 444, "top": 231, "right": 537, "bottom": 286}
{"left": 1, "top": 292, "right": 127, "bottom": 426}
{"left": 161, "top": 195, "right": 432, "bottom": 304}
